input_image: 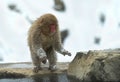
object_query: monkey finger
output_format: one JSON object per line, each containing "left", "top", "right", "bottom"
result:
{"left": 63, "top": 52, "right": 71, "bottom": 56}
{"left": 67, "top": 53, "right": 72, "bottom": 56}
{"left": 64, "top": 51, "right": 71, "bottom": 56}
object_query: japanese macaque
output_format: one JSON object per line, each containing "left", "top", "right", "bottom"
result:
{"left": 28, "top": 13, "right": 71, "bottom": 72}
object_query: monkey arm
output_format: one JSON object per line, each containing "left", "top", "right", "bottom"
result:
{"left": 53, "top": 32, "right": 71, "bottom": 56}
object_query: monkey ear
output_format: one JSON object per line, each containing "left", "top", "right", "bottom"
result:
{"left": 40, "top": 18, "right": 44, "bottom": 23}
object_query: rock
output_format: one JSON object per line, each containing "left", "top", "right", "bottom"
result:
{"left": 8, "top": 4, "right": 21, "bottom": 13}
{"left": 0, "top": 62, "right": 69, "bottom": 78}
{"left": 0, "top": 62, "right": 81, "bottom": 82}
{"left": 61, "top": 29, "right": 69, "bottom": 44}
{"left": 0, "top": 55, "right": 3, "bottom": 61}
{"left": 67, "top": 49, "right": 120, "bottom": 82}
{"left": 53, "top": 0, "right": 66, "bottom": 12}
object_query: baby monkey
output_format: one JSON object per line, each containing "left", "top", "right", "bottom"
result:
{"left": 28, "top": 13, "right": 71, "bottom": 72}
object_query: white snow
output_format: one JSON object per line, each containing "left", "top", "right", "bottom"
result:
{"left": 0, "top": 0, "right": 120, "bottom": 63}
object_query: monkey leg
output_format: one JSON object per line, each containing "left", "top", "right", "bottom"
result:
{"left": 46, "top": 47, "right": 57, "bottom": 71}
{"left": 31, "top": 52, "right": 42, "bottom": 73}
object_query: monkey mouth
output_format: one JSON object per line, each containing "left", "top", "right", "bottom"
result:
{"left": 50, "top": 24, "right": 56, "bottom": 33}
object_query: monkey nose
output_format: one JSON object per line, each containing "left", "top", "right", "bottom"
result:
{"left": 50, "top": 24, "right": 56, "bottom": 32}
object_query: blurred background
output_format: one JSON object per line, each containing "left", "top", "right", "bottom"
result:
{"left": 0, "top": 0, "right": 120, "bottom": 63}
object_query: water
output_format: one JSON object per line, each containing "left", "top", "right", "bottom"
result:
{"left": 0, "top": 73, "right": 80, "bottom": 82}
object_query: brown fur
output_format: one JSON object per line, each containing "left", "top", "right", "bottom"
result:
{"left": 28, "top": 13, "right": 71, "bottom": 72}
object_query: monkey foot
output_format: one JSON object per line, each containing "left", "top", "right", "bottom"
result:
{"left": 49, "top": 65, "right": 57, "bottom": 72}
{"left": 33, "top": 66, "right": 42, "bottom": 73}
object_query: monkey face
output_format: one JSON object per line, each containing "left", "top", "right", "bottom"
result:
{"left": 40, "top": 14, "right": 58, "bottom": 36}
{"left": 41, "top": 23, "right": 57, "bottom": 36}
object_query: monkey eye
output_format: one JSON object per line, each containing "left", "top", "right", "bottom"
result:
{"left": 49, "top": 24, "right": 56, "bottom": 27}
{"left": 50, "top": 24, "right": 55, "bottom": 26}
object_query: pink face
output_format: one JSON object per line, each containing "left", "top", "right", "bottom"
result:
{"left": 49, "top": 24, "right": 56, "bottom": 33}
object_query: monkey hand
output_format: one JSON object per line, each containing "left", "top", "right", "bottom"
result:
{"left": 62, "top": 50, "right": 71, "bottom": 56}
{"left": 37, "top": 48, "right": 47, "bottom": 61}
